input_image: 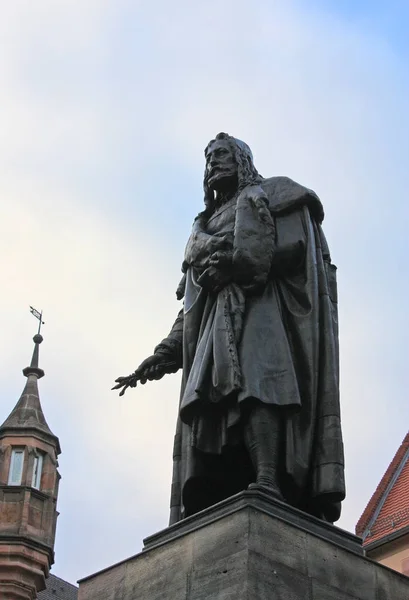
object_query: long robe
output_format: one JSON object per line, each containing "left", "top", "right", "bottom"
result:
{"left": 157, "top": 176, "right": 345, "bottom": 525}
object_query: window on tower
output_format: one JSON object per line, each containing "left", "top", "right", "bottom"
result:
{"left": 8, "top": 448, "right": 24, "bottom": 485}
{"left": 31, "top": 453, "right": 43, "bottom": 490}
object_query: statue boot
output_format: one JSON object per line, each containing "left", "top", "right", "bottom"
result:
{"left": 244, "top": 402, "right": 284, "bottom": 501}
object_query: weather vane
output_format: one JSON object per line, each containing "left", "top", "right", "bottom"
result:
{"left": 30, "top": 306, "right": 45, "bottom": 335}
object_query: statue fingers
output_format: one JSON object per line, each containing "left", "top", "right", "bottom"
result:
{"left": 139, "top": 369, "right": 149, "bottom": 384}
{"left": 209, "top": 251, "right": 222, "bottom": 266}
{"left": 112, "top": 377, "right": 131, "bottom": 391}
{"left": 137, "top": 354, "right": 161, "bottom": 372}
{"left": 219, "top": 233, "right": 233, "bottom": 248}
{"left": 113, "top": 359, "right": 175, "bottom": 389}
{"left": 129, "top": 376, "right": 138, "bottom": 388}
{"left": 146, "top": 365, "right": 160, "bottom": 379}
{"left": 119, "top": 382, "right": 131, "bottom": 396}
{"left": 152, "top": 364, "right": 166, "bottom": 380}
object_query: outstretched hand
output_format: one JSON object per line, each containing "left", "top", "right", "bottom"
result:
{"left": 112, "top": 354, "right": 178, "bottom": 396}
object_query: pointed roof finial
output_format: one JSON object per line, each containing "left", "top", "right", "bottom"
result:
{"left": 0, "top": 308, "right": 60, "bottom": 453}
{"left": 23, "top": 307, "right": 45, "bottom": 378}
{"left": 23, "top": 333, "right": 45, "bottom": 379}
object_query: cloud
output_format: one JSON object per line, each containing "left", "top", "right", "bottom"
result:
{"left": 0, "top": 0, "right": 408, "bottom": 584}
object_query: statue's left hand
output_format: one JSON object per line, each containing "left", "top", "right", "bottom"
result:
{"left": 197, "top": 266, "right": 231, "bottom": 293}
{"left": 208, "top": 250, "right": 232, "bottom": 270}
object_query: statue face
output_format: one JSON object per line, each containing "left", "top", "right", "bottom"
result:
{"left": 205, "top": 139, "right": 238, "bottom": 192}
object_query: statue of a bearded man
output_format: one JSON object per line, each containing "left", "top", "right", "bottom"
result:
{"left": 115, "top": 133, "right": 345, "bottom": 525}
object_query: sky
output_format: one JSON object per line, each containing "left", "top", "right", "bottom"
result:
{"left": 0, "top": 0, "right": 408, "bottom": 586}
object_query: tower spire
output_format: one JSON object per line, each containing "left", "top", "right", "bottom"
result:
{"left": 0, "top": 319, "right": 58, "bottom": 449}
{"left": 0, "top": 312, "right": 61, "bottom": 599}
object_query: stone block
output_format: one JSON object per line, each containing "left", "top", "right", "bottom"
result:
{"left": 188, "top": 551, "right": 248, "bottom": 600}
{"left": 79, "top": 563, "right": 126, "bottom": 600}
{"left": 305, "top": 533, "right": 377, "bottom": 600}
{"left": 192, "top": 510, "right": 248, "bottom": 566}
{"left": 376, "top": 564, "right": 409, "bottom": 600}
{"left": 124, "top": 538, "right": 192, "bottom": 600}
{"left": 78, "top": 490, "right": 409, "bottom": 600}
{"left": 248, "top": 550, "right": 311, "bottom": 600}
{"left": 248, "top": 509, "right": 308, "bottom": 574}
{"left": 311, "top": 580, "right": 359, "bottom": 600}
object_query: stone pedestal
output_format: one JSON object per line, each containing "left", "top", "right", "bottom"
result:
{"left": 78, "top": 490, "right": 409, "bottom": 600}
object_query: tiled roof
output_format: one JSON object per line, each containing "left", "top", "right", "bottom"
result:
{"left": 356, "top": 431, "right": 409, "bottom": 545}
{"left": 37, "top": 574, "right": 78, "bottom": 600}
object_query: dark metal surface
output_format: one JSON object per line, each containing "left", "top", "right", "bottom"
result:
{"left": 115, "top": 133, "right": 345, "bottom": 525}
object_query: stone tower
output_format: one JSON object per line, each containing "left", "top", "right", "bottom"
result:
{"left": 0, "top": 333, "right": 61, "bottom": 599}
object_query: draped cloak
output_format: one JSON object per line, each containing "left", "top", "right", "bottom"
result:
{"left": 157, "top": 176, "right": 345, "bottom": 525}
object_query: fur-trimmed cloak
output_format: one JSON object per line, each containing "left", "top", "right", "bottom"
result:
{"left": 157, "top": 177, "right": 345, "bottom": 524}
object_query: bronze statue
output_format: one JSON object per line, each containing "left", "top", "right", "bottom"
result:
{"left": 114, "top": 133, "right": 345, "bottom": 525}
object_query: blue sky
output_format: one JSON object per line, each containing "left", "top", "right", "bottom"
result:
{"left": 0, "top": 0, "right": 408, "bottom": 586}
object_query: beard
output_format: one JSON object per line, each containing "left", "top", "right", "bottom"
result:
{"left": 207, "top": 169, "right": 238, "bottom": 193}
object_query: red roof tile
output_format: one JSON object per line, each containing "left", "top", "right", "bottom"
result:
{"left": 356, "top": 431, "right": 409, "bottom": 544}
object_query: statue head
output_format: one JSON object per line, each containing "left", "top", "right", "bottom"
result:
{"left": 203, "top": 133, "right": 262, "bottom": 213}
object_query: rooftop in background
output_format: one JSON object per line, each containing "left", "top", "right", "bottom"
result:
{"left": 37, "top": 574, "right": 78, "bottom": 600}
{"left": 356, "top": 431, "right": 409, "bottom": 547}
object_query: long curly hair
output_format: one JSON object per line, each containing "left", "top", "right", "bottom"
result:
{"left": 201, "top": 132, "right": 263, "bottom": 218}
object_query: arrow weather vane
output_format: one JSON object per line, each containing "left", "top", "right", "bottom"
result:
{"left": 30, "top": 306, "right": 45, "bottom": 335}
